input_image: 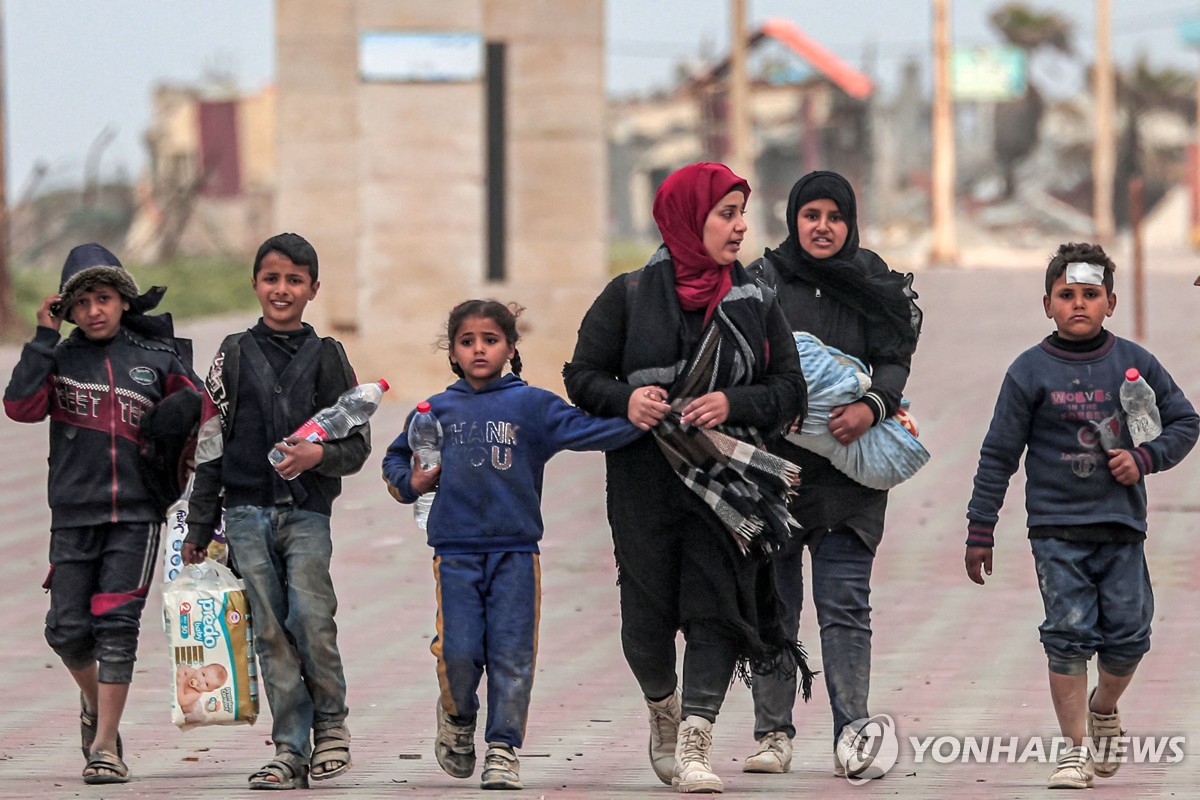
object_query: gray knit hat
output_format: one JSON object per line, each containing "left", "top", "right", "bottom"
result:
{"left": 57, "top": 243, "right": 140, "bottom": 323}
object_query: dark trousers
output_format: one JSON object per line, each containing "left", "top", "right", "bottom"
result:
{"left": 750, "top": 529, "right": 874, "bottom": 743}
{"left": 432, "top": 551, "right": 540, "bottom": 749}
{"left": 46, "top": 522, "right": 161, "bottom": 684}
{"left": 613, "top": 505, "right": 741, "bottom": 723}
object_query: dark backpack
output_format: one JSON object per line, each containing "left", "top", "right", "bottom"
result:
{"left": 131, "top": 311, "right": 202, "bottom": 517}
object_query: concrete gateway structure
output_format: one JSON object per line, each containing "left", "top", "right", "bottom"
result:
{"left": 276, "top": 1, "right": 606, "bottom": 394}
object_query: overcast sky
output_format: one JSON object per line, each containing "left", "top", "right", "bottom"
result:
{"left": 5, "top": 0, "right": 1197, "bottom": 197}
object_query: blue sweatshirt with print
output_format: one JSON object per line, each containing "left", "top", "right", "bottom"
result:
{"left": 383, "top": 373, "right": 644, "bottom": 554}
{"left": 966, "top": 332, "right": 1197, "bottom": 547}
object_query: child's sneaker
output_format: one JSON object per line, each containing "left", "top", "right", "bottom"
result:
{"left": 434, "top": 701, "right": 476, "bottom": 779}
{"left": 835, "top": 722, "right": 886, "bottom": 781}
{"left": 742, "top": 730, "right": 792, "bottom": 773}
{"left": 1087, "top": 687, "right": 1126, "bottom": 778}
{"left": 480, "top": 743, "right": 522, "bottom": 790}
{"left": 646, "top": 692, "right": 681, "bottom": 785}
{"left": 1047, "top": 745, "right": 1094, "bottom": 789}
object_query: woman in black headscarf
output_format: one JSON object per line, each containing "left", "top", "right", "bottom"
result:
{"left": 740, "top": 171, "right": 921, "bottom": 779}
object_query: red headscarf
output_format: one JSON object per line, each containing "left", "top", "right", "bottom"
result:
{"left": 652, "top": 162, "right": 751, "bottom": 322}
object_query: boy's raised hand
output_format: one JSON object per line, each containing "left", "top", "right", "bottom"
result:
{"left": 37, "top": 294, "right": 63, "bottom": 332}
{"left": 965, "top": 545, "right": 993, "bottom": 585}
{"left": 1107, "top": 449, "right": 1140, "bottom": 486}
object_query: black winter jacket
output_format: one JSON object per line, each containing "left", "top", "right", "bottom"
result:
{"left": 184, "top": 326, "right": 371, "bottom": 548}
{"left": 4, "top": 325, "right": 199, "bottom": 528}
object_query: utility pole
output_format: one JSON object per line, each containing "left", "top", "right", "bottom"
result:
{"left": 728, "top": 0, "right": 759, "bottom": 252}
{"left": 930, "top": 0, "right": 957, "bottom": 265}
{"left": 0, "top": 2, "right": 13, "bottom": 340}
{"left": 1092, "top": 0, "right": 1116, "bottom": 242}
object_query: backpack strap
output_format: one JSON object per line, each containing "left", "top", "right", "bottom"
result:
{"left": 745, "top": 256, "right": 778, "bottom": 305}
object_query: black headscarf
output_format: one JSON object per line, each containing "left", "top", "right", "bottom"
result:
{"left": 764, "top": 171, "right": 921, "bottom": 361}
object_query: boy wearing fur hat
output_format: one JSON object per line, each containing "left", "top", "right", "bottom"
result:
{"left": 3, "top": 243, "right": 199, "bottom": 785}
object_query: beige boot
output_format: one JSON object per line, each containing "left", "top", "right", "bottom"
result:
{"left": 672, "top": 716, "right": 723, "bottom": 793}
{"left": 646, "top": 693, "right": 681, "bottom": 785}
{"left": 742, "top": 730, "right": 792, "bottom": 773}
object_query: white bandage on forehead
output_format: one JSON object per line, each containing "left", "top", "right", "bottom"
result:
{"left": 1065, "top": 262, "right": 1105, "bottom": 285}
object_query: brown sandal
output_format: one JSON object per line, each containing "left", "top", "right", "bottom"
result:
{"left": 83, "top": 748, "right": 129, "bottom": 784}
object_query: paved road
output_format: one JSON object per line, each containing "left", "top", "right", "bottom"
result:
{"left": 1, "top": 267, "right": 1199, "bottom": 799}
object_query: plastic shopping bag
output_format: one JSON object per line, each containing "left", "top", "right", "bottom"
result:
{"left": 161, "top": 476, "right": 226, "bottom": 583}
{"left": 162, "top": 558, "right": 259, "bottom": 730}
{"left": 786, "top": 332, "right": 930, "bottom": 491}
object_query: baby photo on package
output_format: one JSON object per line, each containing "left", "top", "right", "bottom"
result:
{"left": 162, "top": 559, "right": 259, "bottom": 729}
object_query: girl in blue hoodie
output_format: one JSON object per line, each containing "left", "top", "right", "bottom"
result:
{"left": 382, "top": 299, "right": 642, "bottom": 791}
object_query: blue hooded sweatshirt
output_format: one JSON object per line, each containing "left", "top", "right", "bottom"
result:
{"left": 383, "top": 373, "right": 643, "bottom": 554}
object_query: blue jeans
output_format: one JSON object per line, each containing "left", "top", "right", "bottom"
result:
{"left": 224, "top": 505, "right": 348, "bottom": 759}
{"left": 751, "top": 529, "right": 874, "bottom": 744}
{"left": 1031, "top": 538, "right": 1153, "bottom": 676}
{"left": 432, "top": 552, "right": 540, "bottom": 749}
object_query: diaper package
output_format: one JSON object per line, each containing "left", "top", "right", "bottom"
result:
{"left": 162, "top": 559, "right": 259, "bottom": 730}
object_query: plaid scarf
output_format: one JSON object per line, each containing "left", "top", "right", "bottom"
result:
{"left": 625, "top": 246, "right": 802, "bottom": 554}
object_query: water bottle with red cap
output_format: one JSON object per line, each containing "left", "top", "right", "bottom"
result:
{"left": 268, "top": 379, "right": 390, "bottom": 477}
{"left": 408, "top": 401, "right": 443, "bottom": 530}
{"left": 1118, "top": 368, "right": 1162, "bottom": 447}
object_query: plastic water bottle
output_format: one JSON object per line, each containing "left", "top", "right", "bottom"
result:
{"left": 408, "top": 401, "right": 443, "bottom": 530}
{"left": 1119, "top": 368, "right": 1162, "bottom": 447}
{"left": 268, "top": 379, "right": 390, "bottom": 477}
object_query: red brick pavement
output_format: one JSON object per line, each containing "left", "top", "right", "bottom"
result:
{"left": 1, "top": 268, "right": 1199, "bottom": 799}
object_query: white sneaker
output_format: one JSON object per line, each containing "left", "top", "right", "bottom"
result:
{"left": 434, "top": 701, "right": 476, "bottom": 779}
{"left": 835, "top": 722, "right": 886, "bottom": 781}
{"left": 672, "top": 716, "right": 723, "bottom": 793}
{"left": 1087, "top": 687, "right": 1126, "bottom": 778}
{"left": 1047, "top": 745, "right": 1094, "bottom": 789}
{"left": 480, "top": 743, "right": 522, "bottom": 790}
{"left": 742, "top": 731, "right": 792, "bottom": 773}
{"left": 646, "top": 692, "right": 681, "bottom": 785}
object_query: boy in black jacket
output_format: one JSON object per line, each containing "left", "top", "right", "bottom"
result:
{"left": 4, "top": 243, "right": 199, "bottom": 785}
{"left": 181, "top": 233, "right": 369, "bottom": 789}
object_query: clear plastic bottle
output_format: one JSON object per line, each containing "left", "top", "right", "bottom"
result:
{"left": 1119, "top": 368, "right": 1162, "bottom": 447}
{"left": 408, "top": 401, "right": 443, "bottom": 530}
{"left": 268, "top": 379, "right": 390, "bottom": 477}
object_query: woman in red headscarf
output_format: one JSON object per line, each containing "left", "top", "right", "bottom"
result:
{"left": 564, "top": 162, "right": 809, "bottom": 793}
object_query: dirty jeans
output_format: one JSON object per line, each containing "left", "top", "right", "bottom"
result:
{"left": 1031, "top": 538, "right": 1152, "bottom": 676}
{"left": 224, "top": 505, "right": 348, "bottom": 759}
{"left": 432, "top": 551, "right": 539, "bottom": 749}
{"left": 751, "top": 528, "right": 874, "bottom": 744}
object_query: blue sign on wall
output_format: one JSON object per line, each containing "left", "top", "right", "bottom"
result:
{"left": 952, "top": 46, "right": 1027, "bottom": 101}
{"left": 359, "top": 32, "right": 483, "bottom": 83}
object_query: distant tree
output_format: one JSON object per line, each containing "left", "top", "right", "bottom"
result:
{"left": 1112, "top": 56, "right": 1196, "bottom": 224}
{"left": 989, "top": 2, "right": 1074, "bottom": 199}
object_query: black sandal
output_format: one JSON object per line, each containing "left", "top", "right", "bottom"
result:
{"left": 79, "top": 692, "right": 122, "bottom": 761}
{"left": 310, "top": 724, "right": 352, "bottom": 780}
{"left": 83, "top": 748, "right": 130, "bottom": 785}
{"left": 248, "top": 753, "right": 310, "bottom": 790}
